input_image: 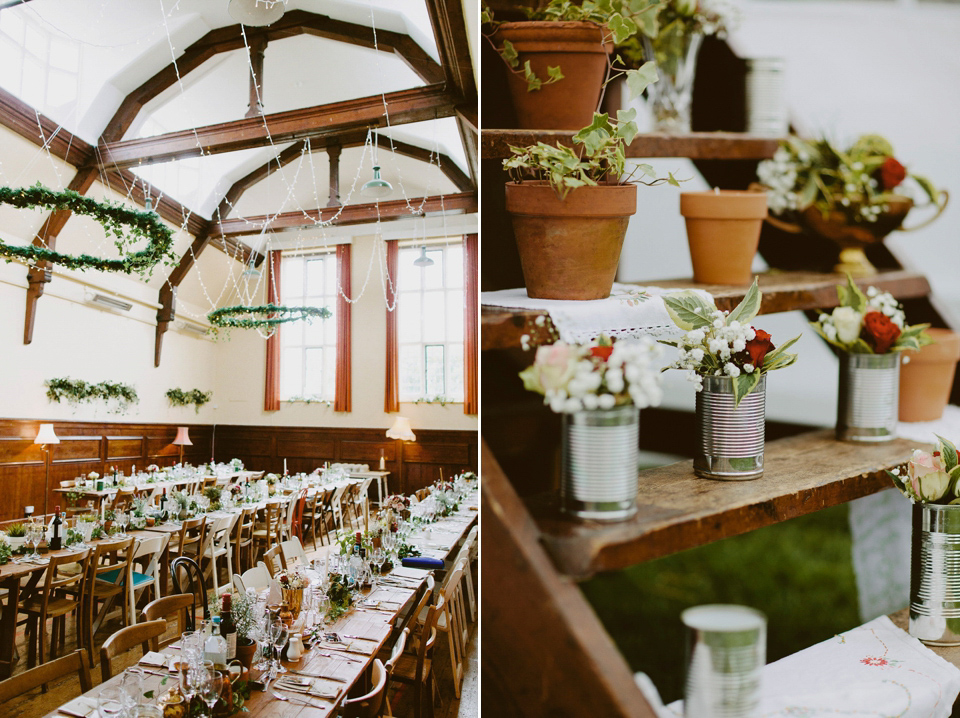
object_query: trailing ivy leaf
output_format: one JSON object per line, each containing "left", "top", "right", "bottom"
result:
{"left": 523, "top": 61, "right": 542, "bottom": 91}
{"left": 630, "top": 1, "right": 661, "bottom": 37}
{"left": 667, "top": 172, "right": 680, "bottom": 187}
{"left": 500, "top": 39, "right": 519, "bottom": 68}
{"left": 624, "top": 61, "right": 659, "bottom": 100}
{"left": 663, "top": 291, "right": 716, "bottom": 330}
{"left": 615, "top": 108, "right": 639, "bottom": 145}
{"left": 726, "top": 278, "right": 761, "bottom": 326}
{"left": 937, "top": 435, "right": 958, "bottom": 472}
{"left": 607, "top": 13, "right": 638, "bottom": 44}
{"left": 546, "top": 65, "right": 564, "bottom": 83}
{"left": 732, "top": 371, "right": 761, "bottom": 408}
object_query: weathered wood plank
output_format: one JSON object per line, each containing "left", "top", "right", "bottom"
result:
{"left": 529, "top": 430, "right": 926, "bottom": 579}
{"left": 481, "top": 269, "right": 932, "bottom": 351}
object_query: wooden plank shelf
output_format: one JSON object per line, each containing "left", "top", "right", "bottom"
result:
{"left": 482, "top": 269, "right": 932, "bottom": 351}
{"left": 482, "top": 130, "right": 781, "bottom": 160}
{"left": 526, "top": 430, "right": 926, "bottom": 579}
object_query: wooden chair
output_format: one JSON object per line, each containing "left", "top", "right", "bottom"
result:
{"left": 129, "top": 533, "right": 169, "bottom": 619}
{"left": 141, "top": 594, "right": 193, "bottom": 648}
{"left": 352, "top": 478, "right": 374, "bottom": 530}
{"left": 391, "top": 597, "right": 444, "bottom": 718}
{"left": 171, "top": 556, "right": 208, "bottom": 631}
{"left": 316, "top": 487, "right": 338, "bottom": 545}
{"left": 342, "top": 659, "right": 387, "bottom": 718}
{"left": 288, "top": 489, "right": 308, "bottom": 541}
{"left": 81, "top": 536, "right": 136, "bottom": 664}
{"left": 262, "top": 544, "right": 283, "bottom": 577}
{"left": 383, "top": 627, "right": 410, "bottom": 718}
{"left": 110, "top": 488, "right": 137, "bottom": 513}
{"left": 99, "top": 619, "right": 167, "bottom": 682}
{"left": 252, "top": 501, "right": 283, "bottom": 563}
{"left": 171, "top": 516, "right": 207, "bottom": 564}
{"left": 202, "top": 476, "right": 218, "bottom": 491}
{"left": 0, "top": 649, "right": 91, "bottom": 704}
{"left": 438, "top": 561, "right": 469, "bottom": 698}
{"left": 235, "top": 562, "right": 271, "bottom": 594}
{"left": 300, "top": 491, "right": 321, "bottom": 551}
{"left": 233, "top": 506, "right": 256, "bottom": 574}
{"left": 20, "top": 548, "right": 92, "bottom": 668}
{"left": 341, "top": 483, "right": 361, "bottom": 530}
{"left": 415, "top": 488, "right": 431, "bottom": 502}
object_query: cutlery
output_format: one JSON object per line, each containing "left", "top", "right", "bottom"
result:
{"left": 290, "top": 671, "right": 347, "bottom": 682}
{"left": 315, "top": 650, "right": 363, "bottom": 662}
{"left": 271, "top": 690, "right": 333, "bottom": 704}
{"left": 340, "top": 633, "right": 378, "bottom": 642}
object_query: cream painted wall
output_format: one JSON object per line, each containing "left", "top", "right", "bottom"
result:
{"left": 209, "top": 233, "right": 478, "bottom": 432}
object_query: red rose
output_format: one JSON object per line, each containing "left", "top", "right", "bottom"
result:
{"left": 878, "top": 157, "right": 907, "bottom": 191}
{"left": 590, "top": 345, "right": 614, "bottom": 361}
{"left": 745, "top": 329, "right": 775, "bottom": 367}
{"left": 862, "top": 311, "right": 901, "bottom": 353}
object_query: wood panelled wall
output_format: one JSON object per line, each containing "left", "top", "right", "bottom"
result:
{"left": 0, "top": 420, "right": 213, "bottom": 521}
{"left": 213, "top": 425, "right": 478, "bottom": 498}
{"left": 0, "top": 419, "right": 478, "bottom": 520}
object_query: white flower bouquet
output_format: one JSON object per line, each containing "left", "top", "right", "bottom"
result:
{"left": 277, "top": 567, "right": 309, "bottom": 590}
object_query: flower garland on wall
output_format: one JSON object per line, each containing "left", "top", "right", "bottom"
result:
{"left": 45, "top": 377, "right": 139, "bottom": 413}
{"left": 0, "top": 184, "right": 176, "bottom": 275}
{"left": 207, "top": 304, "right": 331, "bottom": 334}
{"left": 166, "top": 388, "right": 212, "bottom": 414}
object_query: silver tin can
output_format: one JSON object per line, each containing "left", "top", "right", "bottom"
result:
{"left": 836, "top": 352, "right": 899, "bottom": 442}
{"left": 909, "top": 503, "right": 960, "bottom": 646}
{"left": 683, "top": 604, "right": 766, "bottom": 718}
{"left": 561, "top": 405, "right": 639, "bottom": 521}
{"left": 745, "top": 58, "right": 788, "bottom": 137}
{"left": 695, "top": 375, "right": 766, "bottom": 481}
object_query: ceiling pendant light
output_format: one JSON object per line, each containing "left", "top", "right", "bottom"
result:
{"left": 413, "top": 246, "right": 434, "bottom": 267}
{"left": 361, "top": 130, "right": 393, "bottom": 198}
{"left": 227, "top": 0, "right": 286, "bottom": 27}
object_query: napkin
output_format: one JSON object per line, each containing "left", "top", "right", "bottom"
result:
{"left": 139, "top": 651, "right": 167, "bottom": 667}
{"left": 59, "top": 696, "right": 98, "bottom": 718}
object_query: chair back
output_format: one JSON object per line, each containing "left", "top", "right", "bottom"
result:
{"left": 239, "top": 562, "right": 272, "bottom": 592}
{"left": 279, "top": 537, "right": 308, "bottom": 568}
{"left": 171, "top": 556, "right": 208, "bottom": 631}
{"left": 99, "top": 620, "right": 167, "bottom": 682}
{"left": 210, "top": 513, "right": 235, "bottom": 553}
{"left": 385, "top": 627, "right": 410, "bottom": 676}
{"left": 132, "top": 532, "right": 169, "bottom": 578}
{"left": 0, "top": 649, "right": 91, "bottom": 704}
{"left": 290, "top": 489, "right": 308, "bottom": 539}
{"left": 111, "top": 488, "right": 137, "bottom": 513}
{"left": 173, "top": 516, "right": 207, "bottom": 561}
{"left": 141, "top": 594, "right": 193, "bottom": 647}
{"left": 39, "top": 549, "right": 92, "bottom": 616}
{"left": 202, "top": 476, "right": 218, "bottom": 491}
{"left": 441, "top": 561, "right": 468, "bottom": 690}
{"left": 263, "top": 544, "right": 283, "bottom": 577}
{"left": 235, "top": 506, "right": 255, "bottom": 547}
{"left": 415, "top": 596, "right": 445, "bottom": 682}
{"left": 341, "top": 659, "right": 387, "bottom": 718}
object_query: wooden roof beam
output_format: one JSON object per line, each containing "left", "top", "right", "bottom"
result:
{"left": 372, "top": 132, "right": 472, "bottom": 191}
{"left": 94, "top": 85, "right": 458, "bottom": 171}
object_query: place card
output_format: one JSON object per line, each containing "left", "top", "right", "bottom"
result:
{"left": 139, "top": 651, "right": 167, "bottom": 667}
{"left": 59, "top": 696, "right": 98, "bottom": 717}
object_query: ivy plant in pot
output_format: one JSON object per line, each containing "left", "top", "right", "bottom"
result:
{"left": 504, "top": 107, "right": 679, "bottom": 300}
{"left": 483, "top": 0, "right": 660, "bottom": 130}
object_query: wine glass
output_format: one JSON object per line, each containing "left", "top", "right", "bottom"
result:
{"left": 199, "top": 670, "right": 223, "bottom": 718}
{"left": 115, "top": 509, "right": 129, "bottom": 538}
{"left": 270, "top": 621, "right": 289, "bottom": 677}
{"left": 179, "top": 665, "right": 202, "bottom": 707}
{"left": 26, "top": 522, "right": 42, "bottom": 561}
{"left": 97, "top": 686, "right": 126, "bottom": 718}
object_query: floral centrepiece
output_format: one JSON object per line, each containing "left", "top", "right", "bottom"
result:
{"left": 888, "top": 435, "right": 960, "bottom": 504}
{"left": 811, "top": 276, "right": 931, "bottom": 355}
{"left": 660, "top": 279, "right": 799, "bottom": 406}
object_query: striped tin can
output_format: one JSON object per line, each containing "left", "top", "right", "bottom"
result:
{"left": 561, "top": 405, "right": 639, "bottom": 521}
{"left": 909, "top": 503, "right": 960, "bottom": 646}
{"left": 836, "top": 352, "right": 899, "bottom": 442}
{"left": 683, "top": 604, "right": 767, "bottom": 718}
{"left": 694, "top": 375, "right": 766, "bottom": 481}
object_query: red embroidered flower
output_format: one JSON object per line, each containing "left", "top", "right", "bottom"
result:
{"left": 590, "top": 345, "right": 614, "bottom": 361}
{"left": 862, "top": 311, "right": 901, "bottom": 354}
{"left": 860, "top": 656, "right": 888, "bottom": 667}
{"left": 745, "top": 330, "right": 775, "bottom": 367}
{"left": 877, "top": 157, "right": 907, "bottom": 191}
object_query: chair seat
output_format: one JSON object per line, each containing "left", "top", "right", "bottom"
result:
{"left": 22, "top": 595, "right": 79, "bottom": 618}
{"left": 391, "top": 654, "right": 432, "bottom": 683}
{"left": 98, "top": 568, "right": 153, "bottom": 589}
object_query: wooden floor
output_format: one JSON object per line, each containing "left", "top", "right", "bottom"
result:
{"left": 1, "top": 540, "right": 480, "bottom": 717}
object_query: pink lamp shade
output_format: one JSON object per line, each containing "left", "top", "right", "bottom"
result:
{"left": 34, "top": 423, "right": 59, "bottom": 445}
{"left": 173, "top": 427, "right": 193, "bottom": 446}
{"left": 386, "top": 416, "right": 416, "bottom": 442}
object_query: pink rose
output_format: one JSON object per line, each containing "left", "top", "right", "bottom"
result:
{"left": 532, "top": 342, "right": 577, "bottom": 392}
{"left": 909, "top": 449, "right": 951, "bottom": 501}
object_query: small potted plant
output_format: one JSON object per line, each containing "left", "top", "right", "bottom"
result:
{"left": 811, "top": 276, "right": 931, "bottom": 442}
{"left": 5, "top": 523, "right": 25, "bottom": 550}
{"left": 756, "top": 134, "right": 946, "bottom": 276}
{"left": 505, "top": 109, "right": 679, "bottom": 300}
{"left": 899, "top": 329, "right": 960, "bottom": 423}
{"left": 519, "top": 334, "right": 663, "bottom": 519}
{"left": 660, "top": 279, "right": 799, "bottom": 479}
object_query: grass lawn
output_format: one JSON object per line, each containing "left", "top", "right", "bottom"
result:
{"left": 580, "top": 503, "right": 861, "bottom": 704}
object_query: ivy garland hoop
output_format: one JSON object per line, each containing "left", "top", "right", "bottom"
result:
{"left": 207, "top": 304, "right": 331, "bottom": 331}
{"left": 0, "top": 184, "right": 176, "bottom": 275}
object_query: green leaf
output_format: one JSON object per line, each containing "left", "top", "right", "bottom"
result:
{"left": 732, "top": 371, "right": 761, "bottom": 408}
{"left": 607, "top": 13, "right": 638, "bottom": 44}
{"left": 500, "top": 39, "right": 518, "bottom": 68}
{"left": 662, "top": 291, "right": 716, "bottom": 330}
{"left": 886, "top": 469, "right": 910, "bottom": 497}
{"left": 727, "top": 278, "right": 762, "bottom": 326}
{"left": 837, "top": 274, "right": 867, "bottom": 313}
{"left": 624, "top": 61, "right": 659, "bottom": 100}
{"left": 546, "top": 65, "right": 565, "bottom": 83}
{"left": 616, "top": 108, "right": 639, "bottom": 145}
{"left": 913, "top": 174, "right": 940, "bottom": 205}
{"left": 667, "top": 172, "right": 680, "bottom": 187}
{"left": 937, "top": 435, "right": 958, "bottom": 472}
{"left": 523, "top": 61, "right": 542, "bottom": 92}
{"left": 631, "top": 1, "right": 661, "bottom": 37}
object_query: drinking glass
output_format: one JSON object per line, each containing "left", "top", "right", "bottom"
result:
{"left": 120, "top": 669, "right": 144, "bottom": 713}
{"left": 270, "top": 621, "right": 289, "bottom": 677}
{"left": 26, "top": 522, "right": 42, "bottom": 561}
{"left": 115, "top": 510, "right": 129, "bottom": 538}
{"left": 179, "top": 665, "right": 202, "bottom": 706}
{"left": 97, "top": 686, "right": 126, "bottom": 718}
{"left": 199, "top": 670, "right": 223, "bottom": 718}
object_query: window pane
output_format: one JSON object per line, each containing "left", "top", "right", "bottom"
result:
{"left": 446, "top": 245, "right": 464, "bottom": 289}
{"left": 399, "top": 345, "right": 422, "bottom": 399}
{"left": 446, "top": 290, "right": 464, "bottom": 342}
{"left": 448, "top": 345, "right": 464, "bottom": 401}
{"left": 304, "top": 347, "right": 324, "bottom": 398}
{"left": 282, "top": 320, "right": 302, "bottom": 347}
{"left": 398, "top": 248, "right": 420, "bottom": 290}
{"left": 422, "top": 250, "right": 444, "bottom": 289}
{"left": 283, "top": 257, "right": 304, "bottom": 298}
{"left": 306, "top": 258, "right": 325, "bottom": 296}
{"left": 281, "top": 347, "right": 303, "bottom": 399}
{"left": 324, "top": 310, "right": 337, "bottom": 345}
{"left": 398, "top": 292, "right": 421, "bottom": 343}
{"left": 326, "top": 253, "right": 338, "bottom": 296}
{"left": 323, "top": 349, "right": 337, "bottom": 400}
{"left": 422, "top": 290, "right": 445, "bottom": 342}
{"left": 304, "top": 314, "right": 325, "bottom": 346}
{"left": 425, "top": 345, "right": 445, "bottom": 396}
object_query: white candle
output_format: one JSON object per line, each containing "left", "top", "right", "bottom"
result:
{"left": 284, "top": 458, "right": 288, "bottom": 474}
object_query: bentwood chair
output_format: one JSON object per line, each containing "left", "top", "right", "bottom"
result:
{"left": 99, "top": 620, "right": 167, "bottom": 682}
{"left": 20, "top": 548, "right": 93, "bottom": 668}
{"left": 141, "top": 594, "right": 194, "bottom": 648}
{"left": 342, "top": 659, "right": 388, "bottom": 718}
{"left": 391, "top": 597, "right": 445, "bottom": 718}
{"left": 171, "top": 556, "right": 208, "bottom": 631}
{"left": 0, "top": 649, "right": 92, "bottom": 704}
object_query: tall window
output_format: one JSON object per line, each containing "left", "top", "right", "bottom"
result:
{"left": 280, "top": 252, "right": 338, "bottom": 402}
{"left": 397, "top": 242, "right": 464, "bottom": 403}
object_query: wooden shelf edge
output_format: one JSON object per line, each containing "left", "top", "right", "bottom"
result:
{"left": 481, "top": 269, "right": 932, "bottom": 351}
{"left": 528, "top": 429, "right": 927, "bottom": 579}
{"left": 482, "top": 130, "right": 781, "bottom": 160}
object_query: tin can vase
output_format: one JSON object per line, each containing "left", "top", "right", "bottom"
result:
{"left": 909, "top": 503, "right": 960, "bottom": 646}
{"left": 836, "top": 352, "right": 899, "bottom": 442}
{"left": 695, "top": 375, "right": 766, "bottom": 481}
{"left": 561, "top": 405, "right": 639, "bottom": 521}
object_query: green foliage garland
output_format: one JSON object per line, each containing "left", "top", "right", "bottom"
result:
{"left": 46, "top": 377, "right": 139, "bottom": 413}
{"left": 0, "top": 184, "right": 176, "bottom": 276}
{"left": 207, "top": 304, "right": 331, "bottom": 332}
{"left": 166, "top": 388, "right": 212, "bottom": 413}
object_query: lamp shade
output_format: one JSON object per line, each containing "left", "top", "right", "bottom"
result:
{"left": 361, "top": 166, "right": 393, "bottom": 198}
{"left": 227, "top": 0, "right": 285, "bottom": 26}
{"left": 34, "top": 423, "right": 59, "bottom": 445}
{"left": 386, "top": 416, "right": 416, "bottom": 442}
{"left": 173, "top": 427, "right": 193, "bottom": 446}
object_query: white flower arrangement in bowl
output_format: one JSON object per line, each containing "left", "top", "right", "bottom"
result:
{"left": 276, "top": 567, "right": 309, "bottom": 590}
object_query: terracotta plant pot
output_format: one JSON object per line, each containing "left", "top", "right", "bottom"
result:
{"left": 494, "top": 21, "right": 612, "bottom": 130}
{"left": 505, "top": 181, "right": 638, "bottom": 300}
{"left": 235, "top": 641, "right": 256, "bottom": 672}
{"left": 898, "top": 328, "right": 960, "bottom": 422}
{"left": 680, "top": 190, "right": 768, "bottom": 285}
